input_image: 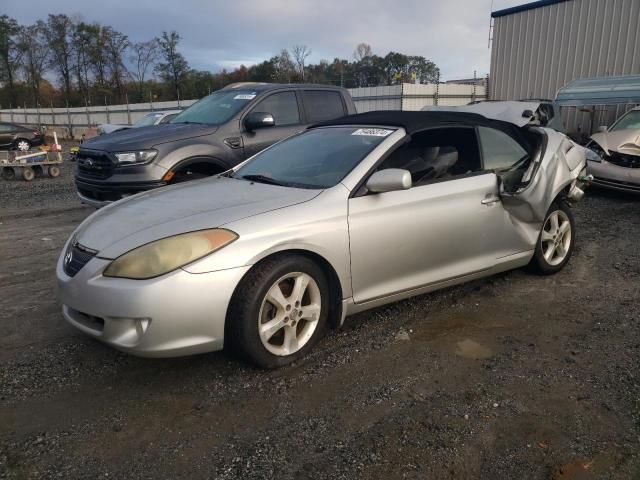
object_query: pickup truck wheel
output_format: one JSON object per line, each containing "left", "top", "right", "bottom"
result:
{"left": 529, "top": 201, "right": 575, "bottom": 275}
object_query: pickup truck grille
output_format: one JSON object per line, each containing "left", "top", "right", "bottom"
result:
{"left": 77, "top": 150, "right": 114, "bottom": 179}
{"left": 607, "top": 151, "right": 640, "bottom": 169}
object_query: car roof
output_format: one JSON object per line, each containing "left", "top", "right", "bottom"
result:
{"left": 222, "top": 82, "right": 346, "bottom": 92}
{"left": 312, "top": 110, "right": 521, "bottom": 135}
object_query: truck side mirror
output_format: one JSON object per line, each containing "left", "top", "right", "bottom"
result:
{"left": 244, "top": 112, "right": 275, "bottom": 132}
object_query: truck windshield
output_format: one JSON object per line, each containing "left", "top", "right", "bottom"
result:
{"left": 610, "top": 110, "right": 640, "bottom": 132}
{"left": 133, "top": 113, "right": 162, "bottom": 127}
{"left": 233, "top": 127, "right": 395, "bottom": 189}
{"left": 170, "top": 90, "right": 257, "bottom": 126}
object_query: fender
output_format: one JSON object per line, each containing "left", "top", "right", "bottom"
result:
{"left": 169, "top": 156, "right": 231, "bottom": 174}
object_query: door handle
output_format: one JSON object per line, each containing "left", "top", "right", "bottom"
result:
{"left": 481, "top": 196, "right": 501, "bottom": 205}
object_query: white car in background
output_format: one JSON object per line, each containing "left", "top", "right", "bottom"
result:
{"left": 97, "top": 110, "right": 182, "bottom": 135}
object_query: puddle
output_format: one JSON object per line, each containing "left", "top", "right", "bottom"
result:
{"left": 455, "top": 339, "right": 494, "bottom": 359}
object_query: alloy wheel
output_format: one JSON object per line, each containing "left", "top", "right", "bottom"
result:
{"left": 258, "top": 272, "right": 321, "bottom": 356}
{"left": 16, "top": 140, "right": 30, "bottom": 151}
{"left": 540, "top": 209, "right": 572, "bottom": 266}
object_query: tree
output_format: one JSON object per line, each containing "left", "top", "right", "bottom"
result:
{"left": 353, "top": 43, "right": 373, "bottom": 62}
{"left": 18, "top": 21, "right": 49, "bottom": 105}
{"left": 103, "top": 27, "right": 129, "bottom": 100}
{"left": 155, "top": 31, "right": 189, "bottom": 100}
{"left": 0, "top": 15, "right": 23, "bottom": 105}
{"left": 291, "top": 44, "right": 311, "bottom": 81}
{"left": 129, "top": 40, "right": 158, "bottom": 100}
{"left": 72, "top": 22, "right": 97, "bottom": 101}
{"left": 44, "top": 14, "right": 75, "bottom": 102}
{"left": 272, "top": 49, "right": 295, "bottom": 83}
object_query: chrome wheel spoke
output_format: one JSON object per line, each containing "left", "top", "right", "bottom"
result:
{"left": 300, "top": 303, "right": 320, "bottom": 321}
{"left": 260, "top": 315, "right": 286, "bottom": 341}
{"left": 549, "top": 212, "right": 559, "bottom": 233}
{"left": 290, "top": 274, "right": 310, "bottom": 304}
{"left": 282, "top": 325, "right": 299, "bottom": 354}
{"left": 544, "top": 243, "right": 556, "bottom": 262}
{"left": 558, "top": 221, "right": 570, "bottom": 236}
{"left": 541, "top": 229, "right": 554, "bottom": 242}
{"left": 266, "top": 284, "right": 288, "bottom": 311}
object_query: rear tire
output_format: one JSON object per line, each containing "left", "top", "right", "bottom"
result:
{"left": 226, "top": 254, "right": 329, "bottom": 368}
{"left": 528, "top": 201, "right": 575, "bottom": 275}
{"left": 14, "top": 139, "right": 31, "bottom": 151}
{"left": 48, "top": 166, "right": 61, "bottom": 177}
{"left": 22, "top": 167, "right": 35, "bottom": 181}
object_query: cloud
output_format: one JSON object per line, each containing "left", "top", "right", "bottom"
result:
{"left": 10, "top": 0, "right": 525, "bottom": 79}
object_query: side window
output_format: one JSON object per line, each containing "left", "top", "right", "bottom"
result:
{"left": 160, "top": 114, "right": 178, "bottom": 124}
{"left": 478, "top": 127, "right": 528, "bottom": 170}
{"left": 376, "top": 127, "right": 482, "bottom": 186}
{"left": 252, "top": 91, "right": 300, "bottom": 126}
{"left": 302, "top": 91, "right": 346, "bottom": 122}
{"left": 0, "top": 124, "right": 12, "bottom": 132}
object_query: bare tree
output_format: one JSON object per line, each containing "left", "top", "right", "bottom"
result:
{"left": 18, "top": 21, "right": 49, "bottom": 105}
{"left": 129, "top": 40, "right": 158, "bottom": 99}
{"left": 44, "top": 14, "right": 75, "bottom": 102}
{"left": 155, "top": 31, "right": 189, "bottom": 100}
{"left": 291, "top": 44, "right": 311, "bottom": 81}
{"left": 273, "top": 49, "right": 295, "bottom": 83}
{"left": 103, "top": 27, "right": 129, "bottom": 99}
{"left": 0, "top": 15, "right": 23, "bottom": 105}
{"left": 353, "top": 43, "right": 373, "bottom": 62}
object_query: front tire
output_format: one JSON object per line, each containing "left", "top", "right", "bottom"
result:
{"left": 226, "top": 254, "right": 329, "bottom": 368}
{"left": 529, "top": 201, "right": 575, "bottom": 275}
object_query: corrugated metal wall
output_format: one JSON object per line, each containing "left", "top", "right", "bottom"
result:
{"left": 490, "top": 0, "right": 640, "bottom": 133}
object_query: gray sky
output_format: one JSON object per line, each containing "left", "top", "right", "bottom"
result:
{"left": 10, "top": 0, "right": 525, "bottom": 80}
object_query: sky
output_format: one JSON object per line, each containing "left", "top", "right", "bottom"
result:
{"left": 7, "top": 0, "right": 526, "bottom": 80}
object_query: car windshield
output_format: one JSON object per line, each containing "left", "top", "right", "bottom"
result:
{"left": 170, "top": 90, "right": 257, "bottom": 125}
{"left": 133, "top": 113, "right": 163, "bottom": 127}
{"left": 610, "top": 110, "right": 640, "bottom": 131}
{"left": 233, "top": 126, "right": 395, "bottom": 189}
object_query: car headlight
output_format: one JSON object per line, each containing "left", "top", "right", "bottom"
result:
{"left": 113, "top": 149, "right": 157, "bottom": 165}
{"left": 103, "top": 229, "right": 238, "bottom": 279}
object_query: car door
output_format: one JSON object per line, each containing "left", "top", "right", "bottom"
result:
{"left": 241, "top": 91, "right": 303, "bottom": 158}
{"left": 348, "top": 126, "right": 511, "bottom": 304}
{"left": 0, "top": 124, "right": 14, "bottom": 147}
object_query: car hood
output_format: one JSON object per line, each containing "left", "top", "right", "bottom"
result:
{"left": 75, "top": 176, "right": 321, "bottom": 258}
{"left": 590, "top": 129, "right": 640, "bottom": 156}
{"left": 82, "top": 123, "right": 218, "bottom": 150}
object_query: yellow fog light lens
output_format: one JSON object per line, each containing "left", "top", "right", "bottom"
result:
{"left": 103, "top": 229, "right": 238, "bottom": 279}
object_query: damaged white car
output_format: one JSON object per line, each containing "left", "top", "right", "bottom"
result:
{"left": 587, "top": 106, "right": 640, "bottom": 193}
{"left": 57, "top": 107, "right": 589, "bottom": 368}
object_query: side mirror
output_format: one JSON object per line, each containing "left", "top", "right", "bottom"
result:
{"left": 597, "top": 125, "right": 608, "bottom": 133}
{"left": 522, "top": 109, "right": 534, "bottom": 118}
{"left": 244, "top": 112, "right": 275, "bottom": 132}
{"left": 366, "top": 169, "right": 412, "bottom": 194}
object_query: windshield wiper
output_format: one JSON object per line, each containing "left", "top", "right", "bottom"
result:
{"left": 240, "top": 174, "right": 287, "bottom": 186}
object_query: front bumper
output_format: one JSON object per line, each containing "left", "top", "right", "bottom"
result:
{"left": 56, "top": 255, "right": 250, "bottom": 357}
{"left": 76, "top": 178, "right": 167, "bottom": 208}
{"left": 587, "top": 160, "right": 640, "bottom": 194}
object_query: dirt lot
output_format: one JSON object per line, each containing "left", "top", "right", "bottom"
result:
{"left": 0, "top": 159, "right": 639, "bottom": 479}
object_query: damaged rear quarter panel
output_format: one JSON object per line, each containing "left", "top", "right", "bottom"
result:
{"left": 500, "top": 128, "right": 587, "bottom": 244}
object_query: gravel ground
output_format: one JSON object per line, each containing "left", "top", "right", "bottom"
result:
{"left": 0, "top": 164, "right": 639, "bottom": 479}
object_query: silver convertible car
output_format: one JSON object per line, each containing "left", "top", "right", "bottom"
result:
{"left": 57, "top": 109, "right": 589, "bottom": 368}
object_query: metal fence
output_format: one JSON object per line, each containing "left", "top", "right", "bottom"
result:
{"left": 0, "top": 82, "right": 487, "bottom": 139}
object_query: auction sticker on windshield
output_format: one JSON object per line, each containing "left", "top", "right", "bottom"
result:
{"left": 351, "top": 128, "right": 394, "bottom": 137}
{"left": 234, "top": 94, "right": 257, "bottom": 100}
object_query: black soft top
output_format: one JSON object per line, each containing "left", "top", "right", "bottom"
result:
{"left": 312, "top": 110, "right": 522, "bottom": 136}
